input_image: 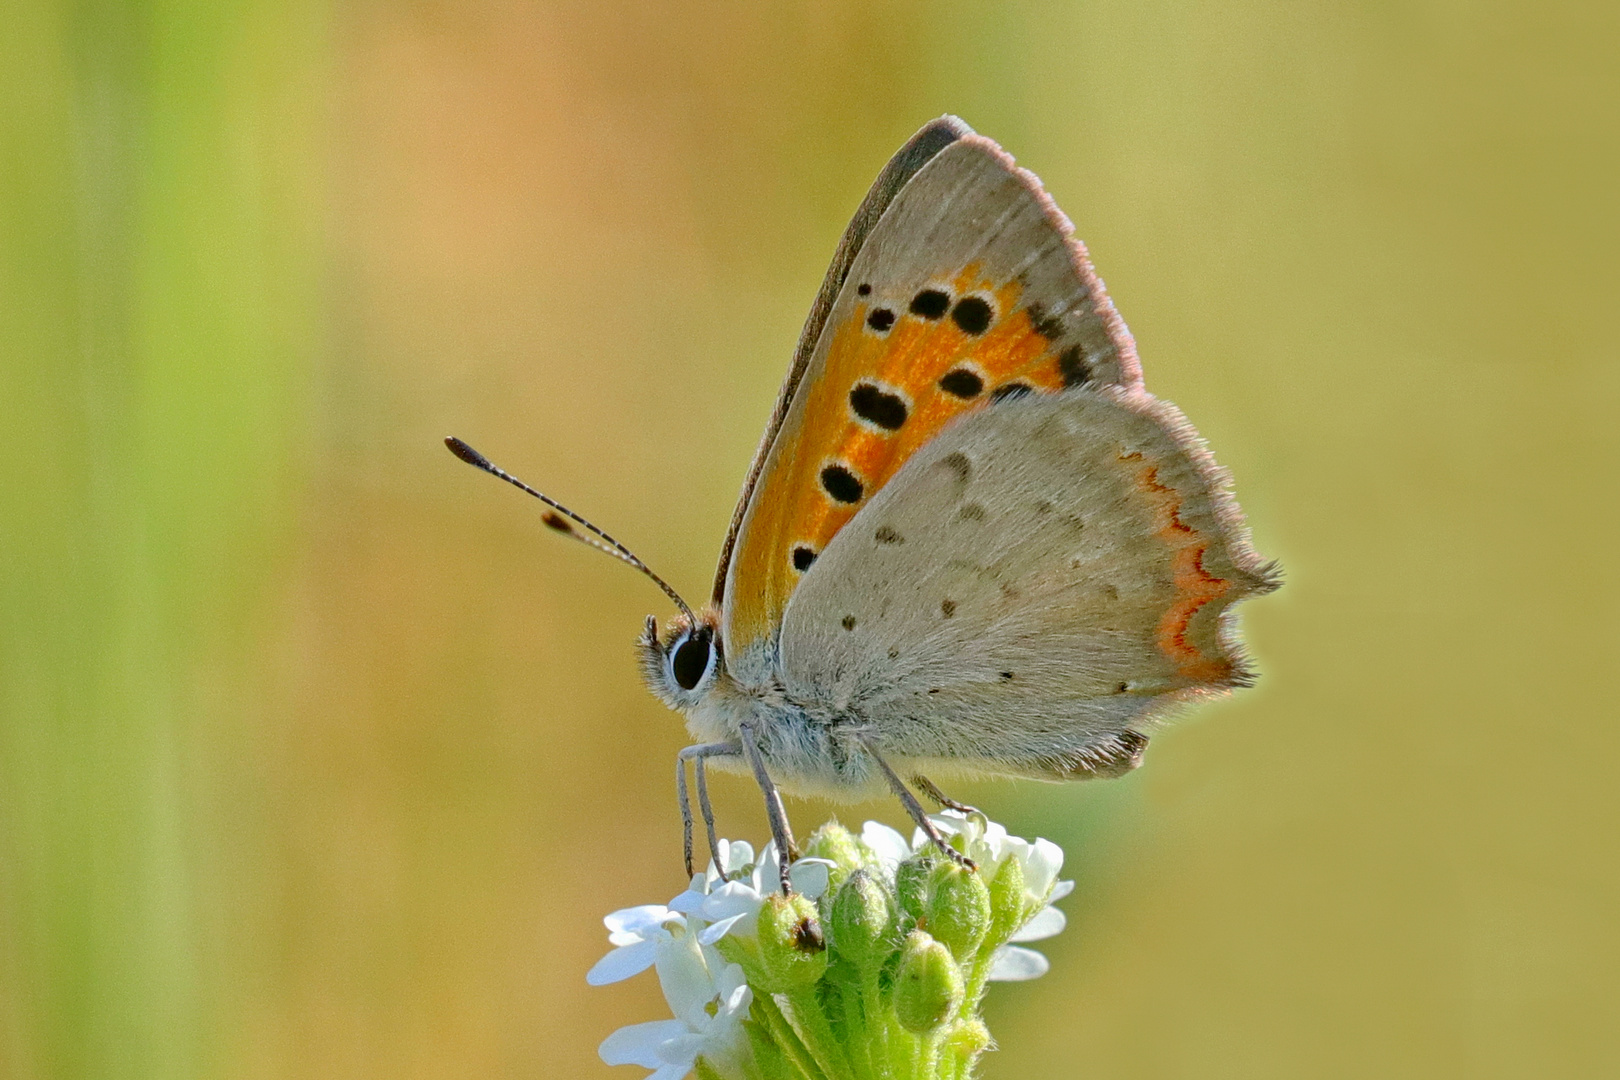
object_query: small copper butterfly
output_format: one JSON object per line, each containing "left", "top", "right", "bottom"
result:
{"left": 449, "top": 116, "right": 1278, "bottom": 891}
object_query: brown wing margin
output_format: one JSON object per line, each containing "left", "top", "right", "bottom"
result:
{"left": 708, "top": 115, "right": 974, "bottom": 605}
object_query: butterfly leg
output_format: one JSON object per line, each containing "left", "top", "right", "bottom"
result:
{"left": 693, "top": 754, "right": 727, "bottom": 879}
{"left": 677, "top": 742, "right": 740, "bottom": 878}
{"left": 911, "top": 773, "right": 979, "bottom": 816}
{"left": 737, "top": 722, "right": 799, "bottom": 894}
{"left": 858, "top": 736, "right": 975, "bottom": 872}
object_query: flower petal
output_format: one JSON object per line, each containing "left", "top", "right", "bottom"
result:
{"left": 656, "top": 1031, "right": 706, "bottom": 1066}
{"left": 1048, "top": 879, "right": 1075, "bottom": 903}
{"left": 986, "top": 945, "right": 1050, "bottom": 981}
{"left": 599, "top": 1019, "right": 689, "bottom": 1067}
{"left": 788, "top": 858, "right": 836, "bottom": 899}
{"left": 1023, "top": 838, "right": 1063, "bottom": 898}
{"left": 1010, "top": 904, "right": 1066, "bottom": 942}
{"left": 754, "top": 841, "right": 781, "bottom": 892}
{"left": 647, "top": 1064, "right": 695, "bottom": 1080}
{"left": 720, "top": 838, "right": 754, "bottom": 876}
{"left": 667, "top": 888, "right": 708, "bottom": 916}
{"left": 604, "top": 905, "right": 673, "bottom": 935}
{"left": 586, "top": 938, "right": 659, "bottom": 985}
{"left": 701, "top": 881, "right": 763, "bottom": 922}
{"left": 721, "top": 980, "right": 752, "bottom": 1017}
{"left": 698, "top": 913, "right": 745, "bottom": 945}
{"left": 859, "top": 821, "right": 913, "bottom": 867}
{"left": 655, "top": 930, "right": 721, "bottom": 1026}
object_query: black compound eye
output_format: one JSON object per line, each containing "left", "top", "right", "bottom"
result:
{"left": 671, "top": 633, "right": 713, "bottom": 691}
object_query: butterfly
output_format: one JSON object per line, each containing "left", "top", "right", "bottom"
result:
{"left": 448, "top": 116, "right": 1278, "bottom": 892}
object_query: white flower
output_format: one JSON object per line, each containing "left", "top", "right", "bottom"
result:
{"left": 589, "top": 901, "right": 751, "bottom": 1078}
{"left": 866, "top": 810, "right": 1072, "bottom": 982}
{"left": 596, "top": 957, "right": 751, "bottom": 1080}
{"left": 675, "top": 839, "right": 834, "bottom": 940}
{"left": 589, "top": 844, "right": 833, "bottom": 1080}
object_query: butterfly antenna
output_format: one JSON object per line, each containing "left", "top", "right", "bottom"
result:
{"left": 444, "top": 436, "right": 697, "bottom": 626}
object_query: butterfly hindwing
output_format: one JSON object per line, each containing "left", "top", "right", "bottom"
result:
{"left": 777, "top": 388, "right": 1279, "bottom": 780}
{"left": 721, "top": 123, "right": 1139, "bottom": 676}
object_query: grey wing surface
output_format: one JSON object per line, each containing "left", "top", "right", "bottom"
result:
{"left": 778, "top": 388, "right": 1278, "bottom": 781}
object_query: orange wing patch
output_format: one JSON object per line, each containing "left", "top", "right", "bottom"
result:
{"left": 1120, "top": 451, "right": 1235, "bottom": 685}
{"left": 768, "top": 267, "right": 1089, "bottom": 572}
{"left": 725, "top": 265, "right": 1112, "bottom": 652}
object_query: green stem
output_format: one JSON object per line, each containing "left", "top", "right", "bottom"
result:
{"left": 781, "top": 986, "right": 854, "bottom": 1080}
{"left": 860, "top": 969, "right": 891, "bottom": 1079}
{"left": 960, "top": 953, "right": 991, "bottom": 1020}
{"left": 918, "top": 1033, "right": 941, "bottom": 1079}
{"left": 841, "top": 978, "right": 876, "bottom": 1080}
{"left": 745, "top": 1017, "right": 797, "bottom": 1080}
{"left": 754, "top": 993, "right": 827, "bottom": 1080}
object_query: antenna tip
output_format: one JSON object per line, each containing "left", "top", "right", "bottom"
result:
{"left": 540, "top": 511, "right": 574, "bottom": 534}
{"left": 445, "top": 436, "right": 489, "bottom": 468}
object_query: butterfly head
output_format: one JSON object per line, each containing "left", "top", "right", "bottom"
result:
{"left": 639, "top": 610, "right": 725, "bottom": 709}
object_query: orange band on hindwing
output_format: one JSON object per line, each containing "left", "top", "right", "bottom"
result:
{"left": 1121, "top": 452, "right": 1232, "bottom": 683}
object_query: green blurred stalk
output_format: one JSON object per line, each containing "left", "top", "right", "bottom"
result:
{"left": 1, "top": 1, "right": 326, "bottom": 1077}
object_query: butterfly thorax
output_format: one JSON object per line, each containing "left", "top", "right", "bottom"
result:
{"left": 640, "top": 612, "right": 886, "bottom": 799}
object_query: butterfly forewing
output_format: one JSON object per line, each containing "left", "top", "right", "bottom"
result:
{"left": 777, "top": 389, "right": 1278, "bottom": 780}
{"left": 721, "top": 133, "right": 1140, "bottom": 673}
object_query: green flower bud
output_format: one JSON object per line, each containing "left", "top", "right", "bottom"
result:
{"left": 828, "top": 867, "right": 896, "bottom": 971}
{"left": 895, "top": 852, "right": 937, "bottom": 922}
{"left": 986, "top": 851, "right": 1027, "bottom": 948}
{"left": 944, "top": 1018, "right": 994, "bottom": 1059}
{"left": 802, "top": 822, "right": 861, "bottom": 891}
{"left": 756, "top": 893, "right": 828, "bottom": 992}
{"left": 927, "top": 862, "right": 990, "bottom": 959}
{"left": 893, "top": 930, "right": 964, "bottom": 1035}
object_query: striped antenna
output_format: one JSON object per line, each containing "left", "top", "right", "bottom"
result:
{"left": 444, "top": 436, "right": 696, "bottom": 626}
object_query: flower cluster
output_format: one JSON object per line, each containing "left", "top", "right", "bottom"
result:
{"left": 589, "top": 811, "right": 1071, "bottom": 1080}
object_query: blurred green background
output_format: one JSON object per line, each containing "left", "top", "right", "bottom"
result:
{"left": 4, "top": 1, "right": 1617, "bottom": 1077}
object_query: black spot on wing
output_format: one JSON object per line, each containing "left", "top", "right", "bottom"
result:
{"left": 866, "top": 307, "right": 896, "bottom": 332}
{"left": 1025, "top": 302, "right": 1065, "bottom": 340}
{"left": 951, "top": 296, "right": 993, "bottom": 335}
{"left": 938, "top": 451, "right": 972, "bottom": 487}
{"left": 874, "top": 525, "right": 903, "bottom": 545}
{"left": 856, "top": 283, "right": 872, "bottom": 296}
{"left": 820, "top": 464, "right": 864, "bottom": 504}
{"left": 909, "top": 289, "right": 950, "bottom": 319}
{"left": 1058, "top": 344, "right": 1091, "bottom": 387}
{"left": 792, "top": 546, "right": 817, "bottom": 572}
{"left": 938, "top": 368, "right": 983, "bottom": 398}
{"left": 841, "top": 615, "right": 857, "bottom": 631}
{"left": 849, "top": 382, "right": 908, "bottom": 430}
{"left": 940, "top": 599, "right": 956, "bottom": 618}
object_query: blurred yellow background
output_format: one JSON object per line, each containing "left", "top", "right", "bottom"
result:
{"left": 4, "top": 1, "right": 1617, "bottom": 1077}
